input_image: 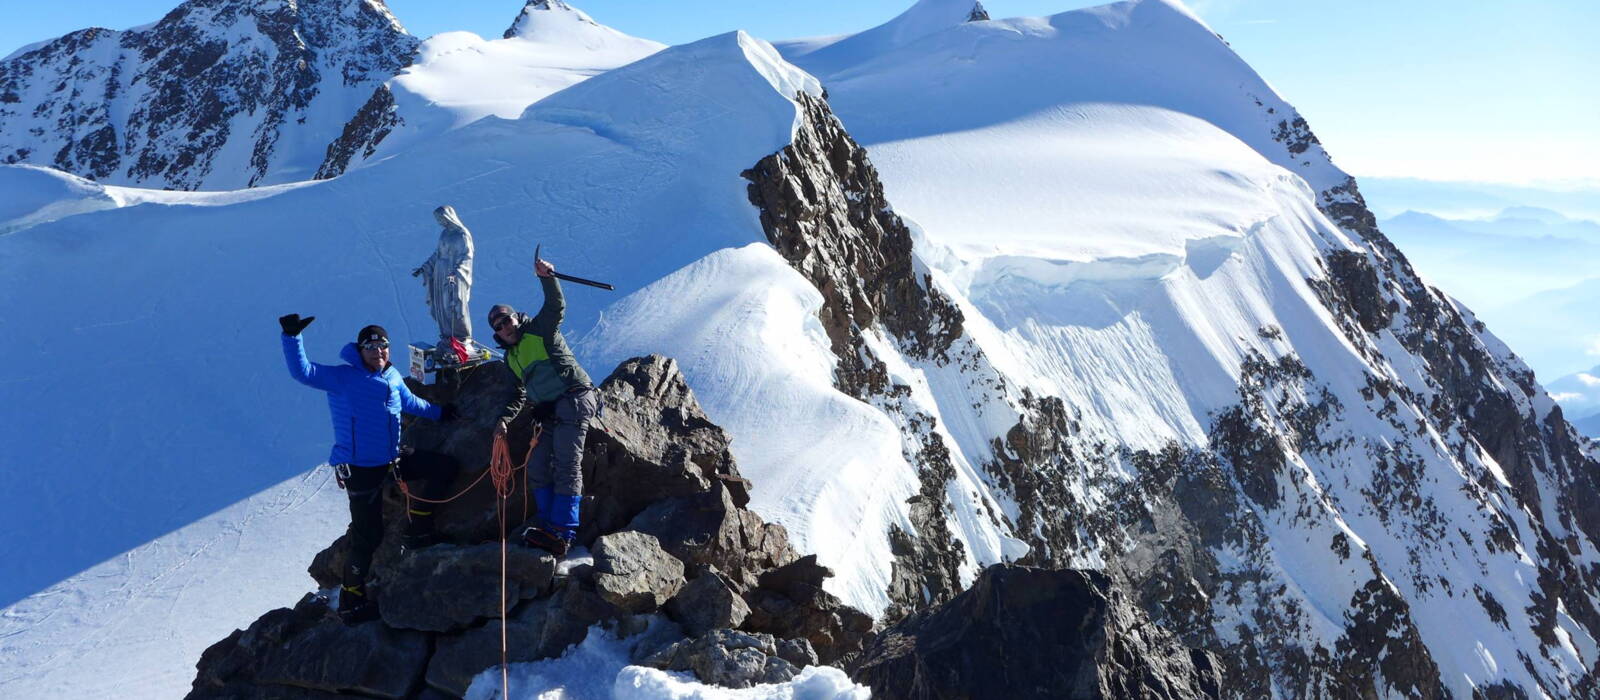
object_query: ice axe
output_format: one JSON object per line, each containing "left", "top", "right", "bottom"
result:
{"left": 534, "top": 244, "right": 614, "bottom": 291}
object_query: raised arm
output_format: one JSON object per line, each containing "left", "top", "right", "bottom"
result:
{"left": 529, "top": 274, "right": 565, "bottom": 336}
{"left": 281, "top": 333, "right": 338, "bottom": 392}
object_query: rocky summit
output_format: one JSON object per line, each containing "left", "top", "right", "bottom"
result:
{"left": 187, "top": 354, "right": 877, "bottom": 697}
{"left": 186, "top": 352, "right": 1206, "bottom": 698}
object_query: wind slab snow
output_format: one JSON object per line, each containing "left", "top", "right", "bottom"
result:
{"left": 4, "top": 0, "right": 1600, "bottom": 698}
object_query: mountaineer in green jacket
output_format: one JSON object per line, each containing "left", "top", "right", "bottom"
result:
{"left": 489, "top": 256, "right": 596, "bottom": 557}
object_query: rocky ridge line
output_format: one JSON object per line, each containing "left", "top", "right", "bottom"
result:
{"left": 188, "top": 355, "right": 872, "bottom": 698}
{"left": 743, "top": 91, "right": 980, "bottom": 623}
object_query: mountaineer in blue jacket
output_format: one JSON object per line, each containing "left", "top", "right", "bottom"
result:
{"left": 279, "top": 315, "right": 460, "bottom": 624}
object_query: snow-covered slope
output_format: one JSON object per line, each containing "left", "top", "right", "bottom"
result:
{"left": 774, "top": 0, "right": 990, "bottom": 78}
{"left": 0, "top": 0, "right": 416, "bottom": 189}
{"left": 0, "top": 470, "right": 348, "bottom": 697}
{"left": 316, "top": 0, "right": 663, "bottom": 178}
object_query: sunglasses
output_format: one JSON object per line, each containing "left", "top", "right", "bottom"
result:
{"left": 359, "top": 339, "right": 389, "bottom": 350}
{"left": 491, "top": 316, "right": 515, "bottom": 332}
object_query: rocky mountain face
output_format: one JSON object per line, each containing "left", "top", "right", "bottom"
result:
{"left": 741, "top": 85, "right": 1600, "bottom": 696}
{"left": 743, "top": 92, "right": 973, "bottom": 625}
{"left": 188, "top": 355, "right": 877, "bottom": 697}
{"left": 0, "top": 0, "right": 416, "bottom": 189}
{"left": 852, "top": 566, "right": 1223, "bottom": 699}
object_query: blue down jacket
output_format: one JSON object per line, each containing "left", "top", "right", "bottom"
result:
{"left": 282, "top": 334, "right": 440, "bottom": 466}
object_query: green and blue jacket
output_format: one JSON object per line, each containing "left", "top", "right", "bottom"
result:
{"left": 498, "top": 275, "right": 592, "bottom": 421}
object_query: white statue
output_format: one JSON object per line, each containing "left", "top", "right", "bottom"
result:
{"left": 413, "top": 205, "right": 474, "bottom": 355}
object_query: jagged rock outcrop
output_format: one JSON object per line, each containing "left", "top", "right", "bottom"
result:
{"left": 592, "top": 530, "right": 686, "bottom": 613}
{"left": 314, "top": 83, "right": 401, "bottom": 180}
{"left": 0, "top": 0, "right": 417, "bottom": 189}
{"left": 852, "top": 565, "right": 1222, "bottom": 699}
{"left": 666, "top": 569, "right": 751, "bottom": 635}
{"left": 639, "top": 629, "right": 814, "bottom": 689}
{"left": 188, "top": 354, "right": 870, "bottom": 697}
{"left": 190, "top": 593, "right": 430, "bottom": 699}
{"left": 743, "top": 90, "right": 972, "bottom": 623}
{"left": 375, "top": 544, "right": 555, "bottom": 632}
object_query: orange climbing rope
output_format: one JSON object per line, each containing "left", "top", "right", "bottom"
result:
{"left": 490, "top": 434, "right": 514, "bottom": 699}
{"left": 389, "top": 425, "right": 541, "bottom": 700}
{"left": 394, "top": 425, "right": 540, "bottom": 511}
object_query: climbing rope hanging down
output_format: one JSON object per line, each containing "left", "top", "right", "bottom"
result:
{"left": 488, "top": 430, "right": 536, "bottom": 699}
{"left": 390, "top": 426, "right": 541, "bottom": 700}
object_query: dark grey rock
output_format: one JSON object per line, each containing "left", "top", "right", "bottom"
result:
{"left": 580, "top": 355, "right": 748, "bottom": 540}
{"left": 640, "top": 629, "right": 800, "bottom": 689}
{"left": 190, "top": 593, "right": 432, "bottom": 699}
{"left": 741, "top": 554, "right": 872, "bottom": 666}
{"left": 776, "top": 637, "right": 819, "bottom": 668}
{"left": 742, "top": 90, "right": 968, "bottom": 623}
{"left": 314, "top": 84, "right": 401, "bottom": 180}
{"left": 375, "top": 543, "right": 555, "bottom": 632}
{"left": 187, "top": 682, "right": 345, "bottom": 699}
{"left": 626, "top": 482, "right": 797, "bottom": 592}
{"left": 743, "top": 584, "right": 873, "bottom": 667}
{"left": 187, "top": 595, "right": 336, "bottom": 699}
{"left": 756, "top": 554, "right": 831, "bottom": 598}
{"left": 593, "top": 531, "right": 686, "bottom": 614}
{"left": 426, "top": 580, "right": 624, "bottom": 696}
{"left": 253, "top": 620, "right": 430, "bottom": 699}
{"left": 665, "top": 570, "right": 750, "bottom": 636}
{"left": 851, "top": 565, "right": 1220, "bottom": 700}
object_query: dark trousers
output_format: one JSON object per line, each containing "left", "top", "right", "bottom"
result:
{"left": 527, "top": 387, "right": 599, "bottom": 498}
{"left": 341, "top": 449, "right": 460, "bottom": 592}
{"left": 525, "top": 388, "right": 597, "bottom": 535}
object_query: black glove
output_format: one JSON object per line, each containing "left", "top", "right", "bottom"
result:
{"left": 438, "top": 403, "right": 458, "bottom": 422}
{"left": 278, "top": 314, "right": 315, "bottom": 336}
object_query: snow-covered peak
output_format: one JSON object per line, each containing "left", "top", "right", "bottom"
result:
{"left": 777, "top": 0, "right": 992, "bottom": 76}
{"left": 782, "top": 0, "right": 1350, "bottom": 270}
{"left": 524, "top": 31, "right": 821, "bottom": 150}
{"left": 503, "top": 0, "right": 600, "bottom": 40}
{"left": 0, "top": 0, "right": 418, "bottom": 189}
{"left": 872, "top": 0, "right": 994, "bottom": 43}
{"left": 315, "top": 1, "right": 663, "bottom": 177}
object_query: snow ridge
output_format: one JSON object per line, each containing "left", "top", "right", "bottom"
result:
{"left": 315, "top": 1, "right": 663, "bottom": 179}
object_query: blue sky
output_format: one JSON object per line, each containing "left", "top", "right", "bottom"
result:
{"left": 3, "top": 0, "right": 1596, "bottom": 185}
